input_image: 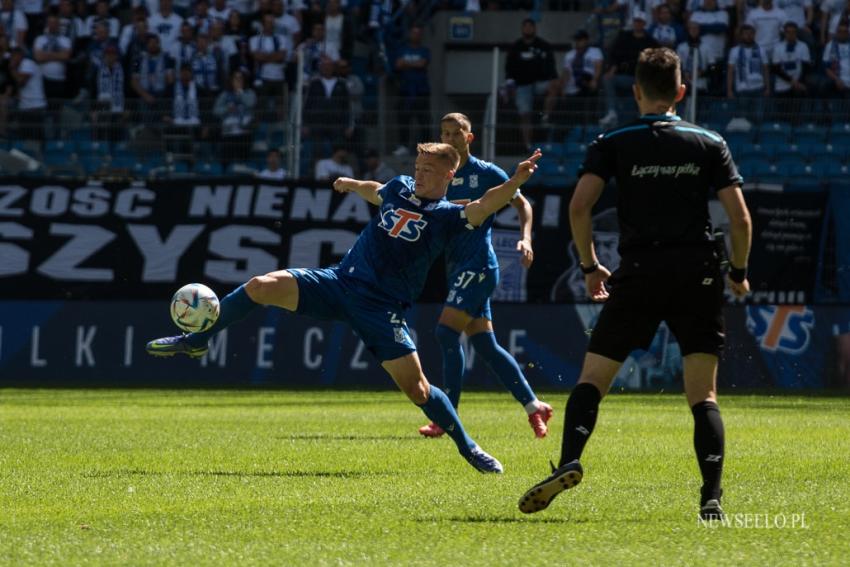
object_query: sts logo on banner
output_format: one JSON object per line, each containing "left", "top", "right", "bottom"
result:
{"left": 380, "top": 208, "right": 427, "bottom": 241}
{"left": 746, "top": 306, "right": 815, "bottom": 354}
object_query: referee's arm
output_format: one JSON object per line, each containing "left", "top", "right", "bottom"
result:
{"left": 569, "top": 173, "right": 610, "bottom": 302}
{"left": 716, "top": 184, "right": 752, "bottom": 298}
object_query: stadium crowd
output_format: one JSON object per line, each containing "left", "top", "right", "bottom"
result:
{"left": 0, "top": 0, "right": 847, "bottom": 175}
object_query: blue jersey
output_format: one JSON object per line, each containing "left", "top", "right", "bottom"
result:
{"left": 444, "top": 155, "right": 512, "bottom": 277}
{"left": 339, "top": 176, "right": 472, "bottom": 305}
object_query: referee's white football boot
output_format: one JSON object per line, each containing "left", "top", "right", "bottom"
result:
{"left": 518, "top": 459, "right": 583, "bottom": 513}
{"left": 465, "top": 446, "right": 504, "bottom": 474}
{"left": 146, "top": 334, "right": 209, "bottom": 358}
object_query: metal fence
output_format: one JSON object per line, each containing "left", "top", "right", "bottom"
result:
{"left": 2, "top": 90, "right": 850, "bottom": 180}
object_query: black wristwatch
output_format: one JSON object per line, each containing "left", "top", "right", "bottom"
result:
{"left": 729, "top": 264, "right": 747, "bottom": 283}
{"left": 580, "top": 261, "right": 599, "bottom": 274}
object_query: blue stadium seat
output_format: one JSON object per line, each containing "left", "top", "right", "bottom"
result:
{"left": 77, "top": 140, "right": 109, "bottom": 154}
{"left": 194, "top": 161, "right": 223, "bottom": 176}
{"left": 774, "top": 144, "right": 806, "bottom": 162}
{"left": 823, "top": 160, "right": 850, "bottom": 177}
{"left": 564, "top": 128, "right": 584, "bottom": 143}
{"left": 736, "top": 157, "right": 770, "bottom": 178}
{"left": 535, "top": 142, "right": 564, "bottom": 158}
{"left": 46, "top": 140, "right": 76, "bottom": 154}
{"left": 786, "top": 160, "right": 816, "bottom": 178}
{"left": 723, "top": 131, "right": 755, "bottom": 149}
{"left": 564, "top": 141, "right": 588, "bottom": 158}
{"left": 792, "top": 124, "right": 827, "bottom": 145}
{"left": 828, "top": 124, "right": 850, "bottom": 147}
{"left": 758, "top": 129, "right": 790, "bottom": 146}
{"left": 738, "top": 145, "right": 770, "bottom": 161}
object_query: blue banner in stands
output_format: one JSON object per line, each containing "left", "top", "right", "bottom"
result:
{"left": 1, "top": 302, "right": 848, "bottom": 389}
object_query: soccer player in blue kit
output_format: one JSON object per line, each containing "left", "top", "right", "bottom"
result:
{"left": 147, "top": 143, "right": 542, "bottom": 474}
{"left": 422, "top": 113, "right": 553, "bottom": 439}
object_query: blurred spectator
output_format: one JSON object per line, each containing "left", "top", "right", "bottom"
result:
{"left": 232, "top": 0, "right": 256, "bottom": 15}
{"left": 249, "top": 12, "right": 289, "bottom": 121}
{"left": 543, "top": 30, "right": 603, "bottom": 122}
{"left": 0, "top": 0, "right": 27, "bottom": 48}
{"left": 324, "top": 0, "right": 354, "bottom": 61}
{"left": 86, "top": 22, "right": 118, "bottom": 92}
{"left": 57, "top": 0, "right": 85, "bottom": 48}
{"left": 35, "top": 15, "right": 73, "bottom": 100}
{"left": 304, "top": 55, "right": 351, "bottom": 156}
{"left": 689, "top": 0, "right": 729, "bottom": 64}
{"left": 775, "top": 0, "right": 813, "bottom": 43}
{"left": 188, "top": 0, "right": 214, "bottom": 35}
{"left": 171, "top": 22, "right": 197, "bottom": 66}
{"left": 0, "top": 34, "right": 12, "bottom": 138}
{"left": 228, "top": 38, "right": 254, "bottom": 85}
{"left": 224, "top": 10, "right": 247, "bottom": 43}
{"left": 591, "top": 0, "right": 625, "bottom": 50}
{"left": 132, "top": 33, "right": 174, "bottom": 116}
{"left": 164, "top": 63, "right": 204, "bottom": 156}
{"left": 337, "top": 58, "right": 364, "bottom": 138}
{"left": 272, "top": 0, "right": 301, "bottom": 45}
{"left": 9, "top": 47, "right": 46, "bottom": 140}
{"left": 209, "top": 0, "right": 232, "bottom": 24}
{"left": 821, "top": 0, "right": 848, "bottom": 45}
{"left": 677, "top": 20, "right": 711, "bottom": 93}
{"left": 257, "top": 148, "right": 288, "bottom": 179}
{"left": 120, "top": 9, "right": 150, "bottom": 63}
{"left": 85, "top": 0, "right": 120, "bottom": 39}
{"left": 745, "top": 0, "right": 786, "bottom": 55}
{"left": 149, "top": 0, "right": 184, "bottom": 54}
{"left": 17, "top": 0, "right": 41, "bottom": 46}
{"left": 194, "top": 32, "right": 225, "bottom": 94}
{"left": 301, "top": 22, "right": 339, "bottom": 80}
{"left": 504, "top": 18, "right": 557, "bottom": 150}
{"left": 214, "top": 69, "right": 256, "bottom": 166}
{"left": 600, "top": 11, "right": 658, "bottom": 127}
{"left": 362, "top": 148, "right": 396, "bottom": 183}
{"left": 393, "top": 25, "right": 431, "bottom": 156}
{"left": 727, "top": 24, "right": 769, "bottom": 122}
{"left": 166, "top": 63, "right": 201, "bottom": 127}
{"left": 314, "top": 145, "right": 354, "bottom": 179}
{"left": 648, "top": 4, "right": 685, "bottom": 48}
{"left": 771, "top": 22, "right": 810, "bottom": 102}
{"left": 92, "top": 44, "right": 125, "bottom": 142}
{"left": 824, "top": 21, "right": 850, "bottom": 98}
{"left": 210, "top": 21, "right": 237, "bottom": 75}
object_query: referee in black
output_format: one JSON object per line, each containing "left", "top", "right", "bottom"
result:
{"left": 518, "top": 48, "right": 752, "bottom": 520}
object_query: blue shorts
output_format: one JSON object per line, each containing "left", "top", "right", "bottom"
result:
{"left": 288, "top": 267, "right": 416, "bottom": 362}
{"left": 444, "top": 267, "right": 499, "bottom": 320}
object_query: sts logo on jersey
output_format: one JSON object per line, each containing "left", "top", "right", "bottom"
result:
{"left": 746, "top": 306, "right": 815, "bottom": 354}
{"left": 380, "top": 207, "right": 428, "bottom": 241}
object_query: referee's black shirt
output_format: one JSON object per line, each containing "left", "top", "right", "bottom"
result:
{"left": 579, "top": 113, "right": 743, "bottom": 268}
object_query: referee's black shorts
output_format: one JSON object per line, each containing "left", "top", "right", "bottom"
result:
{"left": 587, "top": 252, "right": 725, "bottom": 362}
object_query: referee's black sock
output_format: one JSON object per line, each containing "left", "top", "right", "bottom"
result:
{"left": 558, "top": 382, "right": 602, "bottom": 467}
{"left": 691, "top": 400, "right": 725, "bottom": 505}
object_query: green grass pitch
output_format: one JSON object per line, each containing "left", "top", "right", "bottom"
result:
{"left": 2, "top": 389, "right": 848, "bottom": 565}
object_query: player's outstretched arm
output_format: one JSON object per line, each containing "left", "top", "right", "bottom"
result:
{"left": 511, "top": 194, "right": 534, "bottom": 268}
{"left": 333, "top": 177, "right": 383, "bottom": 205}
{"left": 570, "top": 173, "right": 611, "bottom": 302}
{"left": 464, "top": 149, "right": 542, "bottom": 227}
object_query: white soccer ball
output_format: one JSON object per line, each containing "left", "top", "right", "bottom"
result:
{"left": 170, "top": 283, "right": 220, "bottom": 333}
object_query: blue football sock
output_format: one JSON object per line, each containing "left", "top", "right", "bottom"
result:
{"left": 186, "top": 284, "right": 259, "bottom": 348}
{"left": 469, "top": 332, "right": 536, "bottom": 407}
{"left": 435, "top": 324, "right": 465, "bottom": 408}
{"left": 417, "top": 385, "right": 476, "bottom": 456}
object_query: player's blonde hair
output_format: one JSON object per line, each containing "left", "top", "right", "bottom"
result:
{"left": 440, "top": 112, "right": 472, "bottom": 133}
{"left": 417, "top": 142, "right": 461, "bottom": 171}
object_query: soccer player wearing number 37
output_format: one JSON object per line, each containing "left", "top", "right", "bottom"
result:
{"left": 147, "top": 143, "right": 542, "bottom": 474}
{"left": 518, "top": 48, "right": 752, "bottom": 520}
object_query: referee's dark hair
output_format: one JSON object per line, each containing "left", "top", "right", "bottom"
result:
{"left": 635, "top": 48, "right": 682, "bottom": 102}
